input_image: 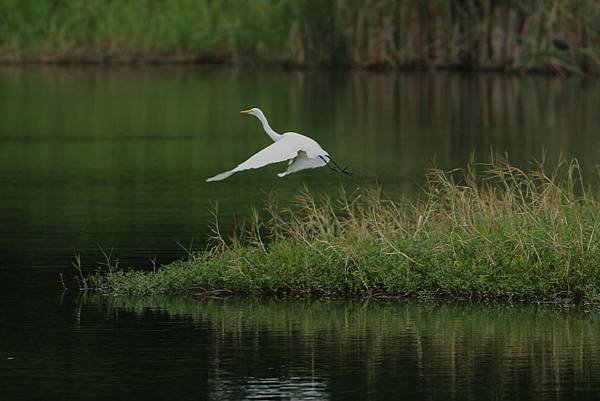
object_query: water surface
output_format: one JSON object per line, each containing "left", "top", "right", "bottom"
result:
{"left": 1, "top": 67, "right": 600, "bottom": 400}
{"left": 5, "top": 295, "right": 600, "bottom": 401}
{"left": 1, "top": 67, "right": 599, "bottom": 268}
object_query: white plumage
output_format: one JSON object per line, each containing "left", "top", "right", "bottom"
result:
{"left": 206, "top": 108, "right": 333, "bottom": 182}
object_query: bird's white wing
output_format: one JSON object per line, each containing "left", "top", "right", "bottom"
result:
{"left": 206, "top": 139, "right": 298, "bottom": 182}
{"left": 277, "top": 151, "right": 327, "bottom": 177}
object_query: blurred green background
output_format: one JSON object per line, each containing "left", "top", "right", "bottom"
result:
{"left": 0, "top": 0, "right": 598, "bottom": 73}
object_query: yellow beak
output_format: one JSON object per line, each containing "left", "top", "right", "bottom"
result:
{"left": 240, "top": 109, "right": 251, "bottom": 115}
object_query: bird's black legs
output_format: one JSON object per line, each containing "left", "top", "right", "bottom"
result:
{"left": 319, "top": 156, "right": 352, "bottom": 176}
{"left": 329, "top": 157, "right": 351, "bottom": 176}
{"left": 323, "top": 160, "right": 340, "bottom": 173}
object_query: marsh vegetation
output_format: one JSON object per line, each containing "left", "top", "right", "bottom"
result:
{"left": 88, "top": 157, "right": 600, "bottom": 305}
{"left": 2, "top": 0, "right": 599, "bottom": 73}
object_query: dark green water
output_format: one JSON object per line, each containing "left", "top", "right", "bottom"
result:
{"left": 1, "top": 67, "right": 600, "bottom": 400}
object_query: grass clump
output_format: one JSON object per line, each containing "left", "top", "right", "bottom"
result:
{"left": 88, "top": 157, "right": 600, "bottom": 305}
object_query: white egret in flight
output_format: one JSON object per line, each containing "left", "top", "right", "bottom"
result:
{"left": 206, "top": 108, "right": 349, "bottom": 182}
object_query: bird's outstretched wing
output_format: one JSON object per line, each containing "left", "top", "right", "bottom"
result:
{"left": 277, "top": 151, "right": 327, "bottom": 177}
{"left": 206, "top": 140, "right": 298, "bottom": 182}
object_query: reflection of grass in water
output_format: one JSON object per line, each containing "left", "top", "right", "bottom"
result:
{"left": 86, "top": 294, "right": 600, "bottom": 396}
{"left": 87, "top": 293, "right": 597, "bottom": 337}
{"left": 90, "top": 157, "right": 600, "bottom": 305}
{"left": 1, "top": 0, "right": 598, "bottom": 73}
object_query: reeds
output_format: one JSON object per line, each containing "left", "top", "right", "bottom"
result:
{"left": 1, "top": 0, "right": 598, "bottom": 73}
{"left": 88, "top": 157, "right": 600, "bottom": 304}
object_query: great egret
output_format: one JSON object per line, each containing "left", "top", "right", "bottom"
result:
{"left": 206, "top": 108, "right": 349, "bottom": 182}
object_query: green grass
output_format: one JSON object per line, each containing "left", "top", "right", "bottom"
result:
{"left": 87, "top": 157, "right": 600, "bottom": 305}
{"left": 1, "top": 0, "right": 599, "bottom": 73}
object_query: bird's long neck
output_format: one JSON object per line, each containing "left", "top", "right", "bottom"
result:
{"left": 255, "top": 113, "right": 281, "bottom": 142}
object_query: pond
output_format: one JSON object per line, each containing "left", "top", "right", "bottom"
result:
{"left": 1, "top": 67, "right": 600, "bottom": 400}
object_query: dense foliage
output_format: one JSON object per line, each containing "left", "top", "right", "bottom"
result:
{"left": 1, "top": 0, "right": 599, "bottom": 73}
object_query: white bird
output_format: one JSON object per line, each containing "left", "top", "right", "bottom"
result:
{"left": 206, "top": 108, "right": 349, "bottom": 182}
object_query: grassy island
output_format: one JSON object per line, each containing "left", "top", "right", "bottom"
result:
{"left": 86, "top": 158, "right": 600, "bottom": 305}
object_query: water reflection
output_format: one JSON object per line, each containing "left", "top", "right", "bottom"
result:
{"left": 86, "top": 295, "right": 600, "bottom": 400}
{"left": 210, "top": 377, "right": 328, "bottom": 401}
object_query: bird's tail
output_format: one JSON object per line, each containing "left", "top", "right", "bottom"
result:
{"left": 206, "top": 170, "right": 236, "bottom": 182}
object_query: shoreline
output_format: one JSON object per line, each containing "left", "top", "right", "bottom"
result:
{"left": 3, "top": 0, "right": 597, "bottom": 76}
{"left": 0, "top": 57, "right": 596, "bottom": 77}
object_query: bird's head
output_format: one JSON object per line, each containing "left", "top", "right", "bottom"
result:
{"left": 240, "top": 107, "right": 278, "bottom": 140}
{"left": 240, "top": 107, "right": 264, "bottom": 117}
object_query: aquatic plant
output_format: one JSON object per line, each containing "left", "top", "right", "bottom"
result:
{"left": 88, "top": 157, "right": 600, "bottom": 305}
